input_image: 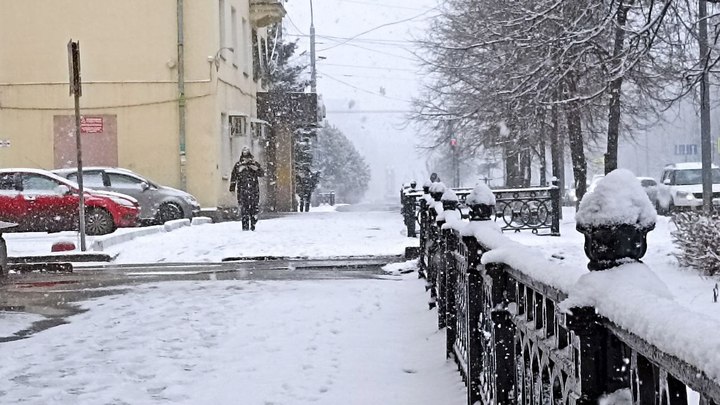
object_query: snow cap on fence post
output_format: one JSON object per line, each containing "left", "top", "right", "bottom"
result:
{"left": 465, "top": 182, "right": 496, "bottom": 221}
{"left": 441, "top": 188, "right": 459, "bottom": 211}
{"left": 575, "top": 169, "right": 657, "bottom": 271}
{"left": 429, "top": 182, "right": 446, "bottom": 201}
{"left": 423, "top": 181, "right": 432, "bottom": 194}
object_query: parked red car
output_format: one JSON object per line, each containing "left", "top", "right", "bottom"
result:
{"left": 0, "top": 168, "right": 140, "bottom": 235}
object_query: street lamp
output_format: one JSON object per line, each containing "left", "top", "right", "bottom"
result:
{"left": 310, "top": 0, "right": 317, "bottom": 93}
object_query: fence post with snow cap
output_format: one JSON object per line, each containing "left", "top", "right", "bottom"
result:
{"left": 415, "top": 171, "right": 720, "bottom": 405}
{"left": 418, "top": 183, "right": 432, "bottom": 279}
{"left": 426, "top": 182, "right": 446, "bottom": 310}
{"left": 439, "top": 188, "right": 460, "bottom": 333}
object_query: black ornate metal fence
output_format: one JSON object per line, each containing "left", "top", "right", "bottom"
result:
{"left": 402, "top": 185, "right": 561, "bottom": 237}
{"left": 417, "top": 197, "right": 720, "bottom": 405}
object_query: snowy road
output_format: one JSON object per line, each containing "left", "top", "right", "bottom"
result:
{"left": 0, "top": 272, "right": 466, "bottom": 405}
{"left": 0, "top": 206, "right": 467, "bottom": 404}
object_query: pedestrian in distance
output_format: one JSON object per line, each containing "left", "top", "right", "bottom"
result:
{"left": 296, "top": 170, "right": 321, "bottom": 212}
{"left": 229, "top": 147, "right": 264, "bottom": 231}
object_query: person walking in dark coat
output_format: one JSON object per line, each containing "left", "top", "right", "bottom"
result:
{"left": 230, "top": 147, "right": 264, "bottom": 231}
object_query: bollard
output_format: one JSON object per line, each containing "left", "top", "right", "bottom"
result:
{"left": 0, "top": 221, "right": 18, "bottom": 278}
{"left": 0, "top": 233, "right": 7, "bottom": 278}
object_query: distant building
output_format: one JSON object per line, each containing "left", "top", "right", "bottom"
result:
{"left": 0, "top": 0, "right": 287, "bottom": 214}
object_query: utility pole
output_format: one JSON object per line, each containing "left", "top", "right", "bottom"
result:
{"left": 68, "top": 40, "right": 87, "bottom": 251}
{"left": 699, "top": 0, "right": 713, "bottom": 214}
{"left": 309, "top": 0, "right": 317, "bottom": 93}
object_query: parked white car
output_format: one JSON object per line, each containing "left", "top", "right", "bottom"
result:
{"left": 657, "top": 162, "right": 720, "bottom": 213}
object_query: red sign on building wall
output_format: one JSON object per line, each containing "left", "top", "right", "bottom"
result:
{"left": 80, "top": 116, "right": 104, "bottom": 134}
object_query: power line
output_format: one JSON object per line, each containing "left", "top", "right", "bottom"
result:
{"left": 335, "top": 73, "right": 417, "bottom": 81}
{"left": 326, "top": 109, "right": 411, "bottom": 114}
{"left": 316, "top": 7, "right": 438, "bottom": 53}
{"left": 285, "top": 14, "right": 307, "bottom": 36}
{"left": 322, "top": 62, "right": 418, "bottom": 73}
{"left": 335, "top": 0, "right": 431, "bottom": 11}
{"left": 319, "top": 62, "right": 418, "bottom": 72}
{"left": 287, "top": 33, "right": 417, "bottom": 45}
{"left": 321, "top": 72, "right": 412, "bottom": 103}
{"left": 322, "top": 39, "right": 418, "bottom": 62}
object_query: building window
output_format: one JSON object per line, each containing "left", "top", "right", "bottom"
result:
{"left": 242, "top": 18, "right": 249, "bottom": 75}
{"left": 219, "top": 0, "right": 226, "bottom": 51}
{"left": 231, "top": 6, "right": 238, "bottom": 67}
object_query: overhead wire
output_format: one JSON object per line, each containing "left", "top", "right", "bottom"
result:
{"left": 316, "top": 7, "right": 439, "bottom": 52}
{"left": 321, "top": 72, "right": 412, "bottom": 103}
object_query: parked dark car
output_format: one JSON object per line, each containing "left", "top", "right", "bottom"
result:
{"left": 0, "top": 168, "right": 140, "bottom": 235}
{"left": 53, "top": 167, "right": 200, "bottom": 224}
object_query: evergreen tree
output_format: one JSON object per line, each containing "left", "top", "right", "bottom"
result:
{"left": 314, "top": 125, "right": 371, "bottom": 204}
{"left": 266, "top": 25, "right": 309, "bottom": 92}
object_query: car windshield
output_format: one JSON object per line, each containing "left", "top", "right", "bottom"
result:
{"left": 674, "top": 168, "right": 720, "bottom": 185}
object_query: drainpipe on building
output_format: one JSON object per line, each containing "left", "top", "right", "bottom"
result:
{"left": 177, "top": 0, "right": 188, "bottom": 190}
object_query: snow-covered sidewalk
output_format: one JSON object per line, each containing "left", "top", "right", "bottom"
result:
{"left": 5, "top": 207, "right": 416, "bottom": 263}
{"left": 0, "top": 273, "right": 466, "bottom": 405}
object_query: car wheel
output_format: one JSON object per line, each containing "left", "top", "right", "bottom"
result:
{"left": 157, "top": 202, "right": 184, "bottom": 223}
{"left": 85, "top": 208, "right": 116, "bottom": 235}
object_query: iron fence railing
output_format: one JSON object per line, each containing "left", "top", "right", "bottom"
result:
{"left": 417, "top": 202, "right": 720, "bottom": 405}
{"left": 402, "top": 185, "right": 561, "bottom": 237}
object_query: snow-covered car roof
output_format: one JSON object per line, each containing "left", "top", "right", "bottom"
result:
{"left": 53, "top": 166, "right": 138, "bottom": 176}
{"left": 0, "top": 167, "right": 79, "bottom": 185}
{"left": 0, "top": 167, "right": 138, "bottom": 203}
{"left": 664, "top": 162, "right": 719, "bottom": 170}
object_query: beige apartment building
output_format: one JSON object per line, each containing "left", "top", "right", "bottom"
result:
{"left": 0, "top": 0, "right": 286, "bottom": 212}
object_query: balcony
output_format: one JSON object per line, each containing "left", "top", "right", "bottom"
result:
{"left": 250, "top": 0, "right": 286, "bottom": 28}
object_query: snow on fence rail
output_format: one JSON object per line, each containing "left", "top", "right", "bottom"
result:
{"left": 417, "top": 176, "right": 720, "bottom": 405}
{"left": 403, "top": 182, "right": 561, "bottom": 237}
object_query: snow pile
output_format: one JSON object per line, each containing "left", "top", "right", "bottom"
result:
{"left": 559, "top": 261, "right": 720, "bottom": 382}
{"left": 575, "top": 169, "right": 656, "bottom": 229}
{"left": 599, "top": 389, "right": 632, "bottom": 405}
{"left": 561, "top": 262, "right": 672, "bottom": 310}
{"left": 382, "top": 259, "right": 418, "bottom": 275}
{"left": 441, "top": 209, "right": 463, "bottom": 230}
{"left": 465, "top": 183, "right": 496, "bottom": 206}
{"left": 482, "top": 243, "right": 587, "bottom": 292}
{"left": 459, "top": 220, "right": 508, "bottom": 250}
{"left": 429, "top": 182, "right": 446, "bottom": 195}
{"left": 441, "top": 189, "right": 459, "bottom": 202}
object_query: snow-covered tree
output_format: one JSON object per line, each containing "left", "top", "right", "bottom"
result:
{"left": 314, "top": 125, "right": 371, "bottom": 204}
{"left": 412, "top": 0, "right": 714, "bottom": 201}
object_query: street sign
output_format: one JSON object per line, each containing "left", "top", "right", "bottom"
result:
{"left": 67, "top": 40, "right": 82, "bottom": 96}
{"left": 80, "top": 116, "right": 104, "bottom": 134}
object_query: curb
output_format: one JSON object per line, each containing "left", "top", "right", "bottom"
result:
{"left": 91, "top": 216, "right": 213, "bottom": 252}
{"left": 9, "top": 253, "right": 113, "bottom": 263}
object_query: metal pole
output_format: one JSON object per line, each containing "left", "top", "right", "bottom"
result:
{"left": 309, "top": 0, "right": 317, "bottom": 93}
{"left": 69, "top": 41, "right": 87, "bottom": 252}
{"left": 177, "top": 0, "right": 187, "bottom": 191}
{"left": 699, "top": 0, "right": 713, "bottom": 214}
